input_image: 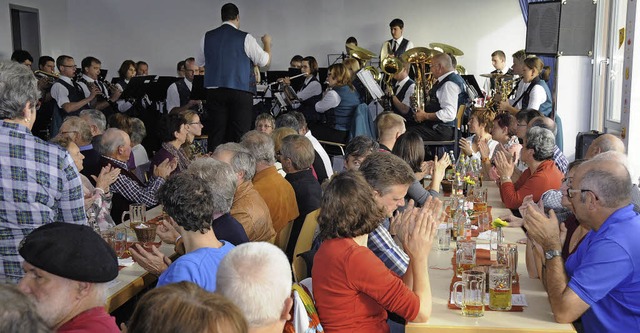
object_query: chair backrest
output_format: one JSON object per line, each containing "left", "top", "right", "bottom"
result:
{"left": 292, "top": 209, "right": 320, "bottom": 282}
{"left": 275, "top": 221, "right": 293, "bottom": 252}
{"left": 134, "top": 162, "right": 151, "bottom": 183}
{"left": 455, "top": 104, "right": 466, "bottom": 130}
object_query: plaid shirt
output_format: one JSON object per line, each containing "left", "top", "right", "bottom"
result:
{"left": 0, "top": 121, "right": 86, "bottom": 283}
{"left": 103, "top": 156, "right": 164, "bottom": 207}
{"left": 553, "top": 146, "right": 569, "bottom": 174}
{"left": 368, "top": 220, "right": 409, "bottom": 276}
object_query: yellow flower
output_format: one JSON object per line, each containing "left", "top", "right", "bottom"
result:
{"left": 492, "top": 218, "right": 509, "bottom": 228}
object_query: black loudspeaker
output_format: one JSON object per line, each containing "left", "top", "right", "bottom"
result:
{"left": 526, "top": 0, "right": 597, "bottom": 56}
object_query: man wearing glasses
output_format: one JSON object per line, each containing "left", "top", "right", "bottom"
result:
{"left": 50, "top": 55, "right": 99, "bottom": 137}
{"left": 524, "top": 159, "right": 640, "bottom": 332}
{"left": 166, "top": 57, "right": 203, "bottom": 114}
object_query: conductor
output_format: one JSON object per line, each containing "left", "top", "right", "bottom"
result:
{"left": 196, "top": 2, "right": 272, "bottom": 151}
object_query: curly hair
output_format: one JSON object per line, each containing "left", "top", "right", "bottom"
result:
{"left": 318, "top": 170, "right": 386, "bottom": 241}
{"left": 157, "top": 173, "right": 215, "bottom": 233}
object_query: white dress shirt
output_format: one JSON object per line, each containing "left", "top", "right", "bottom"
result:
{"left": 166, "top": 78, "right": 192, "bottom": 112}
{"left": 50, "top": 76, "right": 78, "bottom": 108}
{"left": 434, "top": 71, "right": 461, "bottom": 123}
{"left": 296, "top": 76, "right": 322, "bottom": 102}
{"left": 379, "top": 36, "right": 415, "bottom": 60}
{"left": 306, "top": 130, "right": 333, "bottom": 178}
{"left": 395, "top": 75, "right": 415, "bottom": 107}
{"left": 196, "top": 21, "right": 269, "bottom": 89}
{"left": 315, "top": 89, "right": 340, "bottom": 113}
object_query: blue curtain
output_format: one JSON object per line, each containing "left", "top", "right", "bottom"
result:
{"left": 519, "top": 0, "right": 557, "bottom": 97}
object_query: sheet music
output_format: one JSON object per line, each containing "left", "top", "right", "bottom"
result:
{"left": 357, "top": 70, "right": 384, "bottom": 100}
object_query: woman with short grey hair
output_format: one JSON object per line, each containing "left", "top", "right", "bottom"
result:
{"left": 495, "top": 126, "right": 564, "bottom": 209}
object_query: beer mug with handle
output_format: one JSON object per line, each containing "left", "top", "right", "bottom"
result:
{"left": 121, "top": 203, "right": 146, "bottom": 227}
{"left": 453, "top": 270, "right": 485, "bottom": 317}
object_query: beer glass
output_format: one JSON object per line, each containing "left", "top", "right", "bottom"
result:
{"left": 456, "top": 239, "right": 476, "bottom": 278}
{"left": 474, "top": 187, "right": 488, "bottom": 212}
{"left": 121, "top": 203, "right": 146, "bottom": 228}
{"left": 437, "top": 223, "right": 451, "bottom": 251}
{"left": 498, "top": 243, "right": 519, "bottom": 284}
{"left": 488, "top": 265, "right": 512, "bottom": 310}
{"left": 113, "top": 225, "right": 129, "bottom": 258}
{"left": 453, "top": 270, "right": 485, "bottom": 317}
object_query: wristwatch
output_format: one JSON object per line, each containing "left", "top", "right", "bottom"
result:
{"left": 544, "top": 249, "right": 562, "bottom": 260}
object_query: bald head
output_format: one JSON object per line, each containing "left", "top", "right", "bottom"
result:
{"left": 528, "top": 116, "right": 557, "bottom": 136}
{"left": 575, "top": 159, "right": 631, "bottom": 209}
{"left": 586, "top": 134, "right": 625, "bottom": 159}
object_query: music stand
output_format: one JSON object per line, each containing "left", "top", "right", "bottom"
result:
{"left": 461, "top": 75, "right": 482, "bottom": 101}
{"left": 288, "top": 67, "right": 303, "bottom": 91}
{"left": 121, "top": 75, "right": 155, "bottom": 100}
{"left": 148, "top": 76, "right": 179, "bottom": 102}
{"left": 99, "top": 69, "right": 108, "bottom": 80}
{"left": 189, "top": 75, "right": 207, "bottom": 101}
{"left": 357, "top": 70, "right": 384, "bottom": 101}
{"left": 266, "top": 70, "right": 288, "bottom": 85}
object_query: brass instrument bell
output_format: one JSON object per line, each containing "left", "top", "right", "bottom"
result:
{"left": 401, "top": 47, "right": 441, "bottom": 111}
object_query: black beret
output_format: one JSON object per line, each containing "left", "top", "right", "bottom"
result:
{"left": 19, "top": 222, "right": 118, "bottom": 283}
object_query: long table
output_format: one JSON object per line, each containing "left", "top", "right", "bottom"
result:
{"left": 105, "top": 205, "right": 175, "bottom": 313}
{"left": 406, "top": 183, "right": 576, "bottom": 332}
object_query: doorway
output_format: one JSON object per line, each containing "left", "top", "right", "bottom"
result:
{"left": 10, "top": 4, "right": 41, "bottom": 70}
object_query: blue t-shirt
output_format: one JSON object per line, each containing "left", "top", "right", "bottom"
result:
{"left": 156, "top": 241, "right": 235, "bottom": 292}
{"left": 565, "top": 205, "right": 640, "bottom": 332}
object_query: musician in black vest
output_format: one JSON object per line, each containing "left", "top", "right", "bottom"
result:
{"left": 50, "top": 55, "right": 99, "bottom": 138}
{"left": 78, "top": 56, "right": 122, "bottom": 118}
{"left": 283, "top": 56, "right": 323, "bottom": 124}
{"left": 412, "top": 53, "right": 469, "bottom": 141}
{"left": 114, "top": 60, "right": 137, "bottom": 113}
{"left": 196, "top": 3, "right": 271, "bottom": 152}
{"left": 380, "top": 18, "right": 414, "bottom": 61}
{"left": 166, "top": 57, "right": 202, "bottom": 114}
{"left": 388, "top": 63, "right": 415, "bottom": 124}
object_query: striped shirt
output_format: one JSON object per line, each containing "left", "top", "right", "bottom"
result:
{"left": 0, "top": 121, "right": 86, "bottom": 283}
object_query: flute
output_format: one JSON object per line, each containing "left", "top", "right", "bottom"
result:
{"left": 269, "top": 72, "right": 306, "bottom": 86}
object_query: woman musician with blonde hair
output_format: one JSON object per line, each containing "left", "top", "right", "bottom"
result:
{"left": 312, "top": 63, "right": 360, "bottom": 143}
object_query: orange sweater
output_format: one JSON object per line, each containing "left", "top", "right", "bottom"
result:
{"left": 313, "top": 238, "right": 419, "bottom": 333}
{"left": 500, "top": 159, "right": 563, "bottom": 209}
{"left": 253, "top": 166, "right": 299, "bottom": 233}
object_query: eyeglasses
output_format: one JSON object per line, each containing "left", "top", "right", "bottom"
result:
{"left": 566, "top": 188, "right": 599, "bottom": 200}
{"left": 61, "top": 64, "right": 77, "bottom": 68}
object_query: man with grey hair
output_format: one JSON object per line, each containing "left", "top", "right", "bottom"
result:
{"left": 411, "top": 52, "right": 469, "bottom": 142}
{"left": 59, "top": 116, "right": 102, "bottom": 179}
{"left": 213, "top": 142, "right": 275, "bottom": 242}
{"left": 241, "top": 130, "right": 299, "bottom": 236}
{"left": 280, "top": 134, "right": 322, "bottom": 260}
{"left": 217, "top": 242, "right": 293, "bottom": 333}
{"left": 130, "top": 158, "right": 249, "bottom": 276}
{"left": 79, "top": 109, "right": 106, "bottom": 137}
{"left": 524, "top": 159, "right": 640, "bottom": 331}
{"left": 99, "top": 128, "right": 174, "bottom": 223}
{"left": 0, "top": 61, "right": 86, "bottom": 283}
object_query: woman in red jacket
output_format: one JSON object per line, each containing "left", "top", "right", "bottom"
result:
{"left": 312, "top": 170, "right": 438, "bottom": 333}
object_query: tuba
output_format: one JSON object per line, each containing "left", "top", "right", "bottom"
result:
{"left": 401, "top": 47, "right": 441, "bottom": 111}
{"left": 381, "top": 57, "right": 403, "bottom": 88}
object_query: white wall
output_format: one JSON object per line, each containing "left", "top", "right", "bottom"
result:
{"left": 0, "top": 0, "right": 69, "bottom": 61}
{"left": 60, "top": 0, "right": 526, "bottom": 78}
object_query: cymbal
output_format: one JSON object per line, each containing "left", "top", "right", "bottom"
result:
{"left": 401, "top": 47, "right": 441, "bottom": 63}
{"left": 480, "top": 73, "right": 514, "bottom": 80}
{"left": 456, "top": 65, "right": 466, "bottom": 75}
{"left": 429, "top": 42, "right": 464, "bottom": 56}
{"left": 345, "top": 44, "right": 376, "bottom": 60}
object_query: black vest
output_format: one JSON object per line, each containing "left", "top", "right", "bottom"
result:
{"left": 389, "top": 39, "right": 410, "bottom": 58}
{"left": 174, "top": 79, "right": 193, "bottom": 108}
{"left": 393, "top": 78, "right": 416, "bottom": 123}
{"left": 116, "top": 78, "right": 128, "bottom": 91}
{"left": 50, "top": 78, "right": 88, "bottom": 136}
{"left": 424, "top": 73, "right": 468, "bottom": 127}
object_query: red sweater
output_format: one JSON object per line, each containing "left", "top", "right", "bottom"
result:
{"left": 312, "top": 238, "right": 420, "bottom": 333}
{"left": 57, "top": 307, "right": 120, "bottom": 333}
{"left": 500, "top": 159, "right": 563, "bottom": 209}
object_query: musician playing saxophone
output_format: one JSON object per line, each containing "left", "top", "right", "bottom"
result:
{"left": 412, "top": 53, "right": 468, "bottom": 142}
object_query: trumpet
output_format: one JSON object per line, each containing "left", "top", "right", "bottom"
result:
{"left": 34, "top": 70, "right": 59, "bottom": 80}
